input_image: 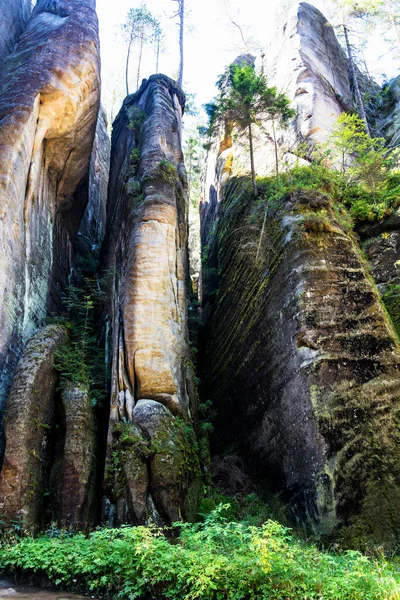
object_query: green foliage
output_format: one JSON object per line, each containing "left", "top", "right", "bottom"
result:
{"left": 324, "top": 112, "right": 400, "bottom": 220}
{"left": 128, "top": 107, "right": 147, "bottom": 134}
{"left": 184, "top": 134, "right": 204, "bottom": 208}
{"left": 53, "top": 278, "right": 107, "bottom": 407}
{"left": 206, "top": 62, "right": 295, "bottom": 194}
{"left": 1, "top": 508, "right": 399, "bottom": 599}
{"left": 383, "top": 284, "right": 400, "bottom": 336}
{"left": 157, "top": 158, "right": 178, "bottom": 185}
{"left": 129, "top": 148, "right": 141, "bottom": 172}
{"left": 121, "top": 5, "right": 161, "bottom": 93}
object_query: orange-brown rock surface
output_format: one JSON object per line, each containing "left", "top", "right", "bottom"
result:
{"left": 104, "top": 75, "right": 202, "bottom": 524}
{"left": 0, "top": 0, "right": 100, "bottom": 416}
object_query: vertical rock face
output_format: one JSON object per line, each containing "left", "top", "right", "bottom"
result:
{"left": 266, "top": 2, "right": 352, "bottom": 147}
{"left": 202, "top": 181, "right": 400, "bottom": 544}
{"left": 0, "top": 325, "right": 68, "bottom": 527}
{"left": 104, "top": 75, "right": 202, "bottom": 524}
{"left": 0, "top": 0, "right": 31, "bottom": 68}
{"left": 0, "top": 0, "right": 100, "bottom": 414}
{"left": 201, "top": 2, "right": 353, "bottom": 265}
{"left": 79, "top": 106, "right": 110, "bottom": 250}
{"left": 51, "top": 384, "right": 97, "bottom": 526}
{"left": 199, "top": 5, "right": 400, "bottom": 547}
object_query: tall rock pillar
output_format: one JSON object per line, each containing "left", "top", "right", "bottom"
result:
{"left": 104, "top": 75, "right": 202, "bottom": 525}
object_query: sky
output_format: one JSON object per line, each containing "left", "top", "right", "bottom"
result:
{"left": 96, "top": 0, "right": 296, "bottom": 120}
{"left": 96, "top": 0, "right": 400, "bottom": 124}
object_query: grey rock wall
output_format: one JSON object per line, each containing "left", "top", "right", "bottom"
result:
{"left": 0, "top": 0, "right": 31, "bottom": 69}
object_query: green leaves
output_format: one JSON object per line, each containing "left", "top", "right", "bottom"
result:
{"left": 325, "top": 112, "right": 400, "bottom": 220}
{"left": 205, "top": 62, "right": 295, "bottom": 194}
{"left": 1, "top": 510, "right": 399, "bottom": 599}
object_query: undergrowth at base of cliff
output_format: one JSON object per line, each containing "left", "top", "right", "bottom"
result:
{"left": 1, "top": 508, "right": 399, "bottom": 599}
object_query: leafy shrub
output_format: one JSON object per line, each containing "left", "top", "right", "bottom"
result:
{"left": 53, "top": 279, "right": 107, "bottom": 406}
{"left": 129, "top": 148, "right": 141, "bottom": 172}
{"left": 128, "top": 107, "right": 147, "bottom": 133}
{"left": 1, "top": 508, "right": 399, "bottom": 599}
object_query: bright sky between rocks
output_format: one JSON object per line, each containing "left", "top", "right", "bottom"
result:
{"left": 96, "top": 0, "right": 398, "bottom": 124}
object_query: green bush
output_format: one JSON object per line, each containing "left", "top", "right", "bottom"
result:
{"left": 252, "top": 164, "right": 400, "bottom": 224}
{"left": 1, "top": 507, "right": 399, "bottom": 599}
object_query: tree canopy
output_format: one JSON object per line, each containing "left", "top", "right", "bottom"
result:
{"left": 121, "top": 4, "right": 161, "bottom": 95}
{"left": 206, "top": 63, "right": 295, "bottom": 196}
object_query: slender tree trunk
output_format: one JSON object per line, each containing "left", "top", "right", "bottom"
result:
{"left": 272, "top": 120, "right": 279, "bottom": 175}
{"left": 248, "top": 123, "right": 258, "bottom": 197}
{"left": 156, "top": 37, "right": 160, "bottom": 74}
{"left": 178, "top": 0, "right": 184, "bottom": 87}
{"left": 136, "top": 39, "right": 144, "bottom": 90}
{"left": 125, "top": 39, "right": 132, "bottom": 96}
{"left": 343, "top": 25, "right": 370, "bottom": 135}
{"left": 383, "top": 0, "right": 400, "bottom": 51}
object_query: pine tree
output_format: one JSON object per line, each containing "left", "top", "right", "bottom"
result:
{"left": 206, "top": 63, "right": 295, "bottom": 196}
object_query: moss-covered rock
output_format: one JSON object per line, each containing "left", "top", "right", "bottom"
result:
{"left": 201, "top": 177, "right": 400, "bottom": 548}
{"left": 105, "top": 400, "right": 202, "bottom": 525}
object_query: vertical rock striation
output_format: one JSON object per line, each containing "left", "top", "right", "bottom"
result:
{"left": 199, "top": 4, "right": 400, "bottom": 547}
{"left": 104, "top": 75, "right": 202, "bottom": 525}
{"left": 0, "top": 325, "right": 68, "bottom": 527}
{"left": 200, "top": 2, "right": 353, "bottom": 276}
{"left": 0, "top": 0, "right": 31, "bottom": 69}
{"left": 79, "top": 106, "right": 110, "bottom": 251}
{"left": 0, "top": 0, "right": 100, "bottom": 416}
{"left": 266, "top": 2, "right": 352, "bottom": 148}
{"left": 51, "top": 384, "right": 97, "bottom": 527}
{"left": 202, "top": 179, "right": 400, "bottom": 545}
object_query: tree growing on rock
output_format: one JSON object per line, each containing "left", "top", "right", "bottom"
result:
{"left": 206, "top": 63, "right": 295, "bottom": 196}
{"left": 121, "top": 4, "right": 161, "bottom": 95}
{"left": 328, "top": 112, "right": 399, "bottom": 203}
{"left": 171, "top": 0, "right": 184, "bottom": 87}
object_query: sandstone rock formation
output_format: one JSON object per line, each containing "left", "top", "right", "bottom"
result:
{"left": 0, "top": 325, "right": 68, "bottom": 527}
{"left": 199, "top": 2, "right": 400, "bottom": 545}
{"left": 200, "top": 2, "right": 354, "bottom": 285}
{"left": 104, "top": 74, "right": 202, "bottom": 525}
{"left": 266, "top": 2, "right": 352, "bottom": 148}
{"left": 0, "top": 0, "right": 31, "bottom": 68}
{"left": 51, "top": 384, "right": 97, "bottom": 526}
{"left": 201, "top": 180, "right": 400, "bottom": 545}
{"left": 0, "top": 0, "right": 100, "bottom": 417}
{"left": 79, "top": 106, "right": 110, "bottom": 251}
{"left": 379, "top": 74, "right": 400, "bottom": 148}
